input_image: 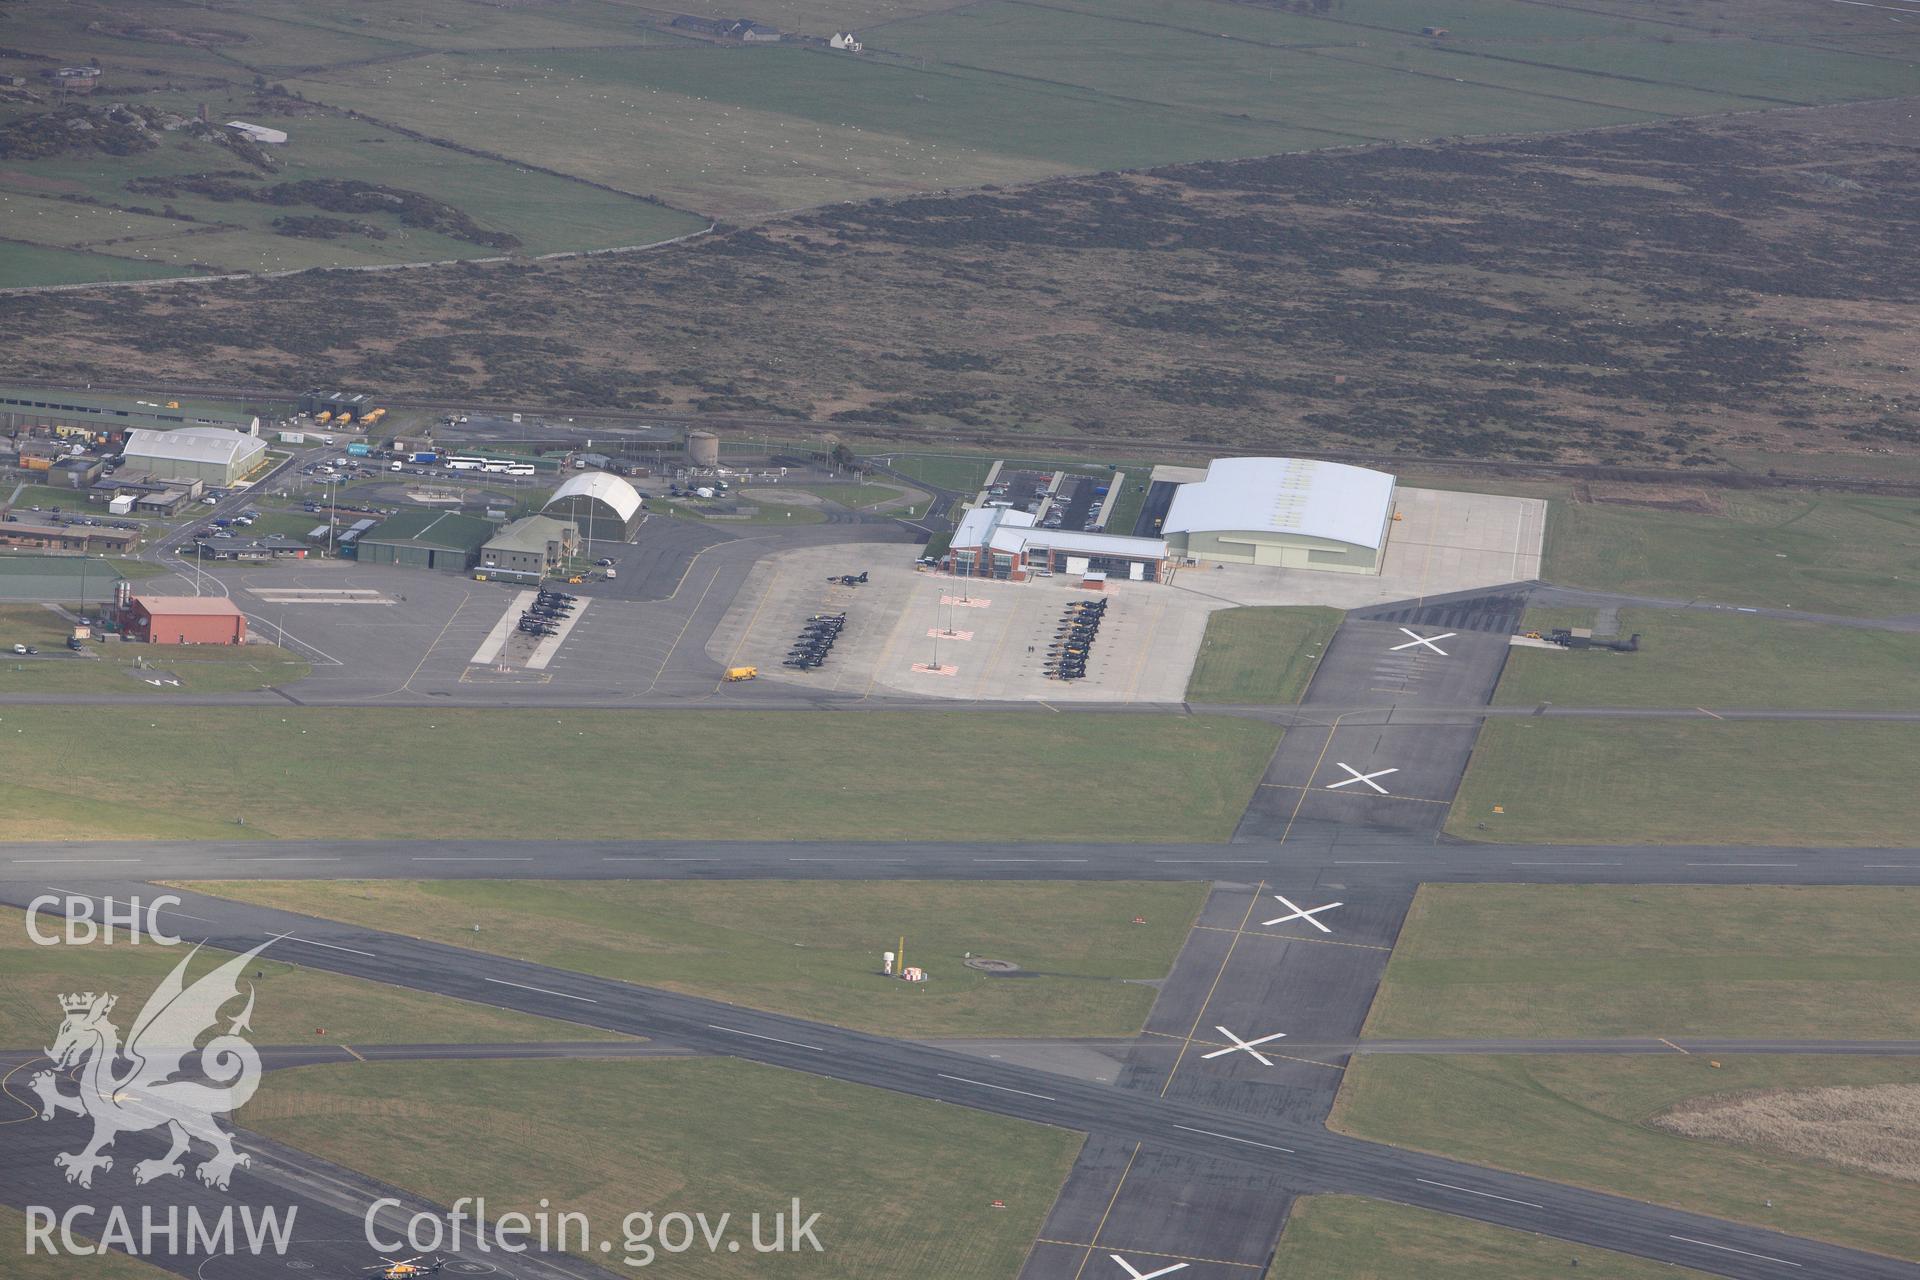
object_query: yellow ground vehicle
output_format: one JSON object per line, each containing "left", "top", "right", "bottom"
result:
{"left": 567, "top": 575, "right": 585, "bottom": 584}
{"left": 724, "top": 666, "right": 758, "bottom": 682}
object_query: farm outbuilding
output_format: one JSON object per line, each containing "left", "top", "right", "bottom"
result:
{"left": 542, "top": 471, "right": 643, "bottom": 544}
{"left": 1161, "top": 457, "right": 1396, "bottom": 574}
{"left": 120, "top": 427, "right": 266, "bottom": 487}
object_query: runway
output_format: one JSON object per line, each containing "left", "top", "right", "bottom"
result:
{"left": 6, "top": 586, "right": 1916, "bottom": 1277}
{"left": 4, "top": 881, "right": 1915, "bottom": 1279}
{"left": 8, "top": 834, "right": 1919, "bottom": 887}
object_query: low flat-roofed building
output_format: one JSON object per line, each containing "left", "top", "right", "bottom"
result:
{"left": 225, "top": 120, "right": 288, "bottom": 145}
{"left": 0, "top": 520, "right": 137, "bottom": 554}
{"left": 947, "top": 505, "right": 1169, "bottom": 582}
{"left": 193, "top": 535, "right": 309, "bottom": 562}
{"left": 50, "top": 456, "right": 104, "bottom": 489}
{"left": 479, "top": 515, "right": 578, "bottom": 583}
{"left": 125, "top": 595, "right": 247, "bottom": 645}
{"left": 357, "top": 509, "right": 496, "bottom": 572}
{"left": 136, "top": 488, "right": 192, "bottom": 516}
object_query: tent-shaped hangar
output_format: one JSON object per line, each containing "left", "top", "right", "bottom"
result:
{"left": 1164, "top": 457, "right": 1395, "bottom": 574}
{"left": 542, "top": 471, "right": 643, "bottom": 543}
{"left": 121, "top": 426, "right": 266, "bottom": 487}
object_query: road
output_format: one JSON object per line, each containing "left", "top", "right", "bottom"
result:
{"left": 4, "top": 880, "right": 1913, "bottom": 1280}
{"left": 8, "top": 833, "right": 1918, "bottom": 887}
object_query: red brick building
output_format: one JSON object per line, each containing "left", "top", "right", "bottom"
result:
{"left": 126, "top": 596, "right": 247, "bottom": 645}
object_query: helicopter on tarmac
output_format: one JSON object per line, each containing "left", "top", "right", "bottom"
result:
{"left": 364, "top": 1257, "right": 446, "bottom": 1280}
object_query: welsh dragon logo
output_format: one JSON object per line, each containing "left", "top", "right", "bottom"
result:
{"left": 31, "top": 940, "right": 272, "bottom": 1191}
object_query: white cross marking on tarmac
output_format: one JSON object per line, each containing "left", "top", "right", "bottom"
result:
{"left": 1262, "top": 894, "right": 1343, "bottom": 932}
{"left": 1326, "top": 763, "right": 1398, "bottom": 794}
{"left": 1200, "top": 1026, "right": 1288, "bottom": 1066}
{"left": 1109, "top": 1256, "right": 1189, "bottom": 1279}
{"left": 1390, "top": 628, "right": 1456, "bottom": 654}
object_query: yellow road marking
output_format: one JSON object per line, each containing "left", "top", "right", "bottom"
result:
{"left": 722, "top": 558, "right": 784, "bottom": 669}
{"left": 1121, "top": 590, "right": 1170, "bottom": 702}
{"left": 1188, "top": 923, "right": 1393, "bottom": 951}
{"left": 1039, "top": 1238, "right": 1266, "bottom": 1269}
{"left": 644, "top": 564, "right": 725, "bottom": 695}
{"left": 1256, "top": 782, "right": 1450, "bottom": 806}
{"left": 1658, "top": 1038, "right": 1690, "bottom": 1055}
{"left": 1279, "top": 715, "right": 1348, "bottom": 845}
{"left": 1138, "top": 1028, "right": 1345, "bottom": 1070}
{"left": 1160, "top": 881, "right": 1267, "bottom": 1097}
{"left": 0, "top": 1057, "right": 48, "bottom": 1125}
{"left": 1071, "top": 1142, "right": 1141, "bottom": 1280}
{"left": 340, "top": 1044, "right": 367, "bottom": 1062}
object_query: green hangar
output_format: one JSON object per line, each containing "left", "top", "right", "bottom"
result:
{"left": 1163, "top": 457, "right": 1396, "bottom": 574}
{"left": 120, "top": 426, "right": 267, "bottom": 487}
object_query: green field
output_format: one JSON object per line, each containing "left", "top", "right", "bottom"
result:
{"left": 1101, "top": 474, "right": 1152, "bottom": 538}
{"left": 0, "top": 1206, "right": 170, "bottom": 1279}
{"left": 664, "top": 496, "right": 829, "bottom": 525}
{"left": 883, "top": 454, "right": 997, "bottom": 493}
{"left": 0, "top": 707, "right": 1278, "bottom": 842}
{"left": 1267, "top": 1194, "right": 1715, "bottom": 1280}
{"left": 247, "top": 1057, "right": 1081, "bottom": 1279}
{"left": 279, "top": 0, "right": 1913, "bottom": 225}
{"left": 1494, "top": 609, "right": 1920, "bottom": 710}
{"left": 172, "top": 880, "right": 1203, "bottom": 1038}
{"left": 0, "top": 907, "right": 619, "bottom": 1049}
{"left": 1331, "top": 1055, "right": 1920, "bottom": 1261}
{"left": 1543, "top": 494, "right": 1920, "bottom": 619}
{"left": 0, "top": 11, "right": 704, "bottom": 284}
{"left": 0, "top": 242, "right": 191, "bottom": 289}
{"left": 1449, "top": 719, "right": 1918, "bottom": 846}
{"left": 1368, "top": 885, "right": 1920, "bottom": 1040}
{"left": 296, "top": 45, "right": 1309, "bottom": 220}
{"left": 0, "top": 605, "right": 310, "bottom": 694}
{"left": 2, "top": 0, "right": 1912, "bottom": 279}
{"left": 789, "top": 481, "right": 913, "bottom": 511}
{"left": 1185, "top": 607, "right": 1342, "bottom": 704}
{"left": 5, "top": 483, "right": 107, "bottom": 513}
{"left": 0, "top": 555, "right": 166, "bottom": 603}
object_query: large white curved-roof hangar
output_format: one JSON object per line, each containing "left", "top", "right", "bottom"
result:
{"left": 542, "top": 470, "right": 644, "bottom": 543}
{"left": 1163, "top": 457, "right": 1396, "bottom": 574}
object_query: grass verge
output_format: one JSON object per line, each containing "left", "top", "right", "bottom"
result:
{"left": 1543, "top": 494, "right": 1920, "bottom": 619}
{"left": 1184, "top": 607, "right": 1342, "bottom": 704}
{"left": 1267, "top": 1194, "right": 1715, "bottom": 1279}
{"left": 246, "top": 1057, "right": 1081, "bottom": 1279}
{"left": 1494, "top": 609, "right": 1920, "bottom": 710}
{"left": 1448, "top": 720, "right": 1917, "bottom": 845}
{"left": 1330, "top": 1055, "right": 1920, "bottom": 1262}
{"left": 0, "top": 605, "right": 309, "bottom": 694}
{"left": 0, "top": 708, "right": 1277, "bottom": 842}
{"left": 0, "top": 907, "right": 621, "bottom": 1050}
{"left": 0, "top": 1205, "right": 170, "bottom": 1278}
{"left": 169, "top": 880, "right": 1204, "bottom": 1039}
{"left": 1366, "top": 885, "right": 1920, "bottom": 1040}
